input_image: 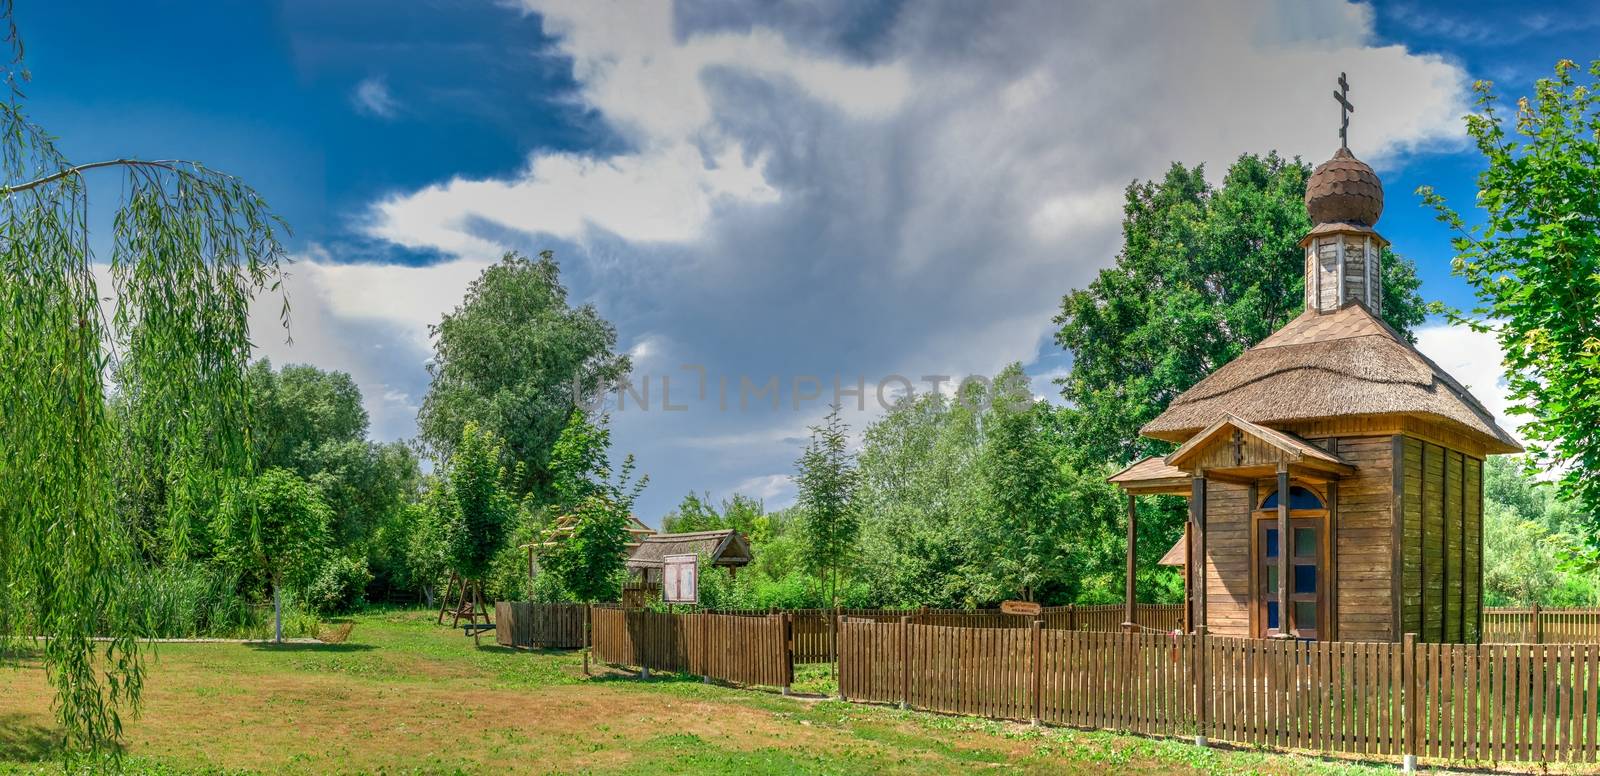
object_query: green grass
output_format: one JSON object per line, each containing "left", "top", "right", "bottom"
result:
{"left": 0, "top": 610, "right": 1427, "bottom": 774}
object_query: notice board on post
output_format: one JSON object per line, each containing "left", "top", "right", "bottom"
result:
{"left": 662, "top": 554, "right": 699, "bottom": 604}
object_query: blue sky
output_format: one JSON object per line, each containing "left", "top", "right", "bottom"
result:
{"left": 23, "top": 1, "right": 1598, "bottom": 522}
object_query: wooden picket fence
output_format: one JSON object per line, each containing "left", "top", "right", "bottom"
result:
{"left": 590, "top": 607, "right": 792, "bottom": 688}
{"left": 840, "top": 619, "right": 1197, "bottom": 735}
{"left": 706, "top": 604, "right": 1185, "bottom": 665}
{"left": 837, "top": 621, "right": 1600, "bottom": 767}
{"left": 494, "top": 602, "right": 586, "bottom": 649}
{"left": 1483, "top": 605, "right": 1600, "bottom": 644}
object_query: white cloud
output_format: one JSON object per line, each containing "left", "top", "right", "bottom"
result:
{"left": 333, "top": 0, "right": 1474, "bottom": 518}
{"left": 1414, "top": 321, "right": 1521, "bottom": 442}
{"left": 730, "top": 473, "right": 795, "bottom": 506}
{"left": 352, "top": 76, "right": 401, "bottom": 119}
{"left": 368, "top": 144, "right": 778, "bottom": 257}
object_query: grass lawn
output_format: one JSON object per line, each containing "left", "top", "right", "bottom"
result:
{"left": 0, "top": 610, "right": 1410, "bottom": 774}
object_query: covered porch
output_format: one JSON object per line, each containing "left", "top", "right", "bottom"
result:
{"left": 1109, "top": 413, "right": 1355, "bottom": 640}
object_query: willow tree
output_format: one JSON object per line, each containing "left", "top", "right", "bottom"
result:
{"left": 0, "top": 20, "right": 286, "bottom": 758}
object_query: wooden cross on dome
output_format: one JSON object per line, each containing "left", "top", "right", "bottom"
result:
{"left": 1333, "top": 72, "right": 1354, "bottom": 149}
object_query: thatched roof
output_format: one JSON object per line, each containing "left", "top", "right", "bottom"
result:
{"left": 1142, "top": 303, "right": 1520, "bottom": 454}
{"left": 626, "top": 529, "right": 752, "bottom": 571}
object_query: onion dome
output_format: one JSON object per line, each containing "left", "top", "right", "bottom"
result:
{"left": 1305, "top": 147, "right": 1383, "bottom": 227}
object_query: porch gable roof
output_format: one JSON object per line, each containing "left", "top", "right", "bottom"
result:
{"left": 1163, "top": 412, "right": 1354, "bottom": 478}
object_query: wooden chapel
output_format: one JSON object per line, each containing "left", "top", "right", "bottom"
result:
{"left": 1109, "top": 95, "right": 1520, "bottom": 644}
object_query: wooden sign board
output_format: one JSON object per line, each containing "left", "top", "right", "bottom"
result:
{"left": 1000, "top": 600, "right": 1041, "bottom": 617}
{"left": 662, "top": 554, "right": 699, "bottom": 604}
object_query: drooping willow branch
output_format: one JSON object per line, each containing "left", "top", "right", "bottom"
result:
{"left": 0, "top": 158, "right": 183, "bottom": 194}
{"left": 0, "top": 92, "right": 289, "bottom": 766}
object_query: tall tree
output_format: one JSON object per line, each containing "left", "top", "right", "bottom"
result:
{"left": 537, "top": 411, "right": 647, "bottom": 602}
{"left": 214, "top": 469, "right": 331, "bottom": 643}
{"left": 794, "top": 405, "right": 860, "bottom": 606}
{"left": 0, "top": 17, "right": 285, "bottom": 757}
{"left": 1420, "top": 60, "right": 1600, "bottom": 540}
{"left": 1054, "top": 152, "right": 1426, "bottom": 463}
{"left": 419, "top": 251, "right": 630, "bottom": 500}
{"left": 854, "top": 388, "right": 985, "bottom": 606}
{"left": 247, "top": 360, "right": 368, "bottom": 474}
{"left": 440, "top": 422, "right": 516, "bottom": 584}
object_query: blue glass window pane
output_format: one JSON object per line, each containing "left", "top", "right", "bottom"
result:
{"left": 1265, "top": 529, "right": 1278, "bottom": 558}
{"left": 1267, "top": 601, "right": 1279, "bottom": 629}
{"left": 1294, "top": 564, "right": 1317, "bottom": 594}
{"left": 1260, "top": 486, "right": 1324, "bottom": 510}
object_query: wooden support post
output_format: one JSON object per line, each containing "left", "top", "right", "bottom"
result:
{"left": 1533, "top": 601, "right": 1543, "bottom": 644}
{"left": 1276, "top": 466, "right": 1291, "bottom": 637}
{"left": 1194, "top": 625, "right": 1208, "bottom": 746}
{"left": 1030, "top": 618, "right": 1043, "bottom": 725}
{"left": 1402, "top": 633, "right": 1418, "bottom": 772}
{"left": 1190, "top": 476, "right": 1208, "bottom": 632}
{"left": 1124, "top": 493, "right": 1137, "bottom": 634}
{"left": 437, "top": 573, "right": 458, "bottom": 625}
{"left": 1067, "top": 603, "right": 1077, "bottom": 632}
{"left": 582, "top": 604, "right": 591, "bottom": 676}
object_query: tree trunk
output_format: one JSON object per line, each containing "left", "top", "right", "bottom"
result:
{"left": 422, "top": 584, "right": 436, "bottom": 609}
{"left": 273, "top": 582, "right": 284, "bottom": 644}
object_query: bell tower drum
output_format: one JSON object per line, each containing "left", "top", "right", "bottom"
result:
{"left": 1301, "top": 73, "right": 1387, "bottom": 316}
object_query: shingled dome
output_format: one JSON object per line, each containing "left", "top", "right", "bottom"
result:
{"left": 1305, "top": 147, "right": 1383, "bottom": 226}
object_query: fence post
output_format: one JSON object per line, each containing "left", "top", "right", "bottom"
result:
{"left": 832, "top": 606, "right": 842, "bottom": 679}
{"left": 836, "top": 615, "right": 848, "bottom": 701}
{"left": 582, "top": 604, "right": 591, "bottom": 676}
{"left": 1402, "top": 633, "right": 1418, "bottom": 773}
{"left": 1068, "top": 604, "right": 1077, "bottom": 632}
{"left": 700, "top": 612, "right": 710, "bottom": 685}
{"left": 1030, "top": 618, "right": 1043, "bottom": 726}
{"left": 900, "top": 616, "right": 911, "bottom": 710}
{"left": 1193, "top": 625, "right": 1208, "bottom": 747}
{"left": 1533, "top": 602, "right": 1543, "bottom": 644}
{"left": 782, "top": 612, "right": 794, "bottom": 696}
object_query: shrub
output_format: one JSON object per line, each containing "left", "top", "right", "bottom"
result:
{"left": 307, "top": 555, "right": 372, "bottom": 615}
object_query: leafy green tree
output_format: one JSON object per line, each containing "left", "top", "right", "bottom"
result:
{"left": 537, "top": 412, "right": 647, "bottom": 602}
{"left": 966, "top": 366, "right": 1125, "bottom": 604}
{"left": 1420, "top": 60, "right": 1600, "bottom": 539}
{"left": 214, "top": 469, "right": 331, "bottom": 643}
{"left": 441, "top": 422, "right": 516, "bottom": 583}
{"left": 1054, "top": 152, "right": 1426, "bottom": 464}
{"left": 247, "top": 360, "right": 368, "bottom": 474}
{"left": 1482, "top": 456, "right": 1596, "bottom": 606}
{"left": 663, "top": 491, "right": 768, "bottom": 538}
{"left": 0, "top": 17, "right": 285, "bottom": 756}
{"left": 854, "top": 388, "right": 985, "bottom": 606}
{"left": 419, "top": 251, "right": 630, "bottom": 499}
{"left": 795, "top": 405, "right": 860, "bottom": 606}
{"left": 311, "top": 439, "right": 420, "bottom": 570}
{"left": 403, "top": 486, "right": 455, "bottom": 607}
